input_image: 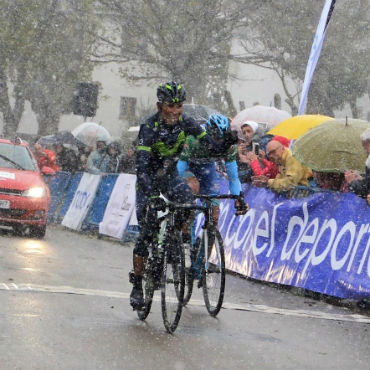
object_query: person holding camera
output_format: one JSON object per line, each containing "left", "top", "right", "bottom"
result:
{"left": 252, "top": 139, "right": 312, "bottom": 192}
{"left": 250, "top": 135, "right": 290, "bottom": 179}
{"left": 237, "top": 120, "right": 259, "bottom": 182}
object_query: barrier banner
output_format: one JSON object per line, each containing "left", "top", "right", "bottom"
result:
{"left": 220, "top": 182, "right": 370, "bottom": 299}
{"left": 61, "top": 173, "right": 101, "bottom": 230}
{"left": 129, "top": 206, "right": 138, "bottom": 226}
{"left": 46, "top": 171, "right": 72, "bottom": 223}
{"left": 88, "top": 174, "right": 119, "bottom": 227}
{"left": 99, "top": 173, "right": 136, "bottom": 239}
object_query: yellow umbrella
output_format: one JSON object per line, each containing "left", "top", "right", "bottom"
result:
{"left": 267, "top": 114, "right": 334, "bottom": 139}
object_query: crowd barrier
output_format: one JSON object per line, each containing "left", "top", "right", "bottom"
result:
{"left": 46, "top": 171, "right": 370, "bottom": 301}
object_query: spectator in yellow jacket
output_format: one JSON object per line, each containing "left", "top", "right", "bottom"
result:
{"left": 252, "top": 139, "right": 312, "bottom": 192}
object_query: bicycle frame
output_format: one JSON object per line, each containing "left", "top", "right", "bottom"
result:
{"left": 192, "top": 193, "right": 243, "bottom": 275}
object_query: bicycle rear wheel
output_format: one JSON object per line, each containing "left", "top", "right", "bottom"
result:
{"left": 161, "top": 233, "right": 185, "bottom": 333}
{"left": 202, "top": 229, "right": 225, "bottom": 317}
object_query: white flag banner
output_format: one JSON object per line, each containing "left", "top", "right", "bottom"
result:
{"left": 99, "top": 173, "right": 137, "bottom": 239}
{"left": 128, "top": 205, "right": 138, "bottom": 226}
{"left": 62, "top": 173, "right": 101, "bottom": 230}
{"left": 298, "top": 0, "right": 336, "bottom": 115}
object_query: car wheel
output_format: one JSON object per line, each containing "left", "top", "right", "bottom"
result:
{"left": 29, "top": 225, "right": 46, "bottom": 239}
{"left": 13, "top": 225, "right": 24, "bottom": 237}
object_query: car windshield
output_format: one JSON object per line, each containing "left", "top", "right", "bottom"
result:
{"left": 0, "top": 143, "right": 37, "bottom": 171}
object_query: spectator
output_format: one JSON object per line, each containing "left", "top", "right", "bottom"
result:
{"left": 86, "top": 136, "right": 110, "bottom": 175}
{"left": 345, "top": 127, "right": 370, "bottom": 200}
{"left": 313, "top": 171, "right": 349, "bottom": 192}
{"left": 237, "top": 120, "right": 259, "bottom": 182}
{"left": 106, "top": 141, "right": 121, "bottom": 173}
{"left": 252, "top": 139, "right": 312, "bottom": 192}
{"left": 118, "top": 142, "right": 136, "bottom": 174}
{"left": 33, "top": 143, "right": 60, "bottom": 172}
{"left": 55, "top": 143, "right": 78, "bottom": 172}
{"left": 250, "top": 136, "right": 290, "bottom": 179}
{"left": 77, "top": 145, "right": 93, "bottom": 172}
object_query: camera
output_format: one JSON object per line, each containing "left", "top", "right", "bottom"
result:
{"left": 252, "top": 142, "right": 260, "bottom": 155}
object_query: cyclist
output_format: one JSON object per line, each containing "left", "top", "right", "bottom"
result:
{"left": 130, "top": 82, "right": 238, "bottom": 310}
{"left": 177, "top": 114, "right": 247, "bottom": 227}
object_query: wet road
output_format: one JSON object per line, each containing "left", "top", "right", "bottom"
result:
{"left": 0, "top": 225, "right": 369, "bottom": 370}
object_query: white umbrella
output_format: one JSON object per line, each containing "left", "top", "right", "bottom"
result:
{"left": 231, "top": 105, "right": 291, "bottom": 138}
{"left": 72, "top": 122, "right": 111, "bottom": 147}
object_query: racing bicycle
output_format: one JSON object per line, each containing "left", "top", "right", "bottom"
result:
{"left": 182, "top": 193, "right": 248, "bottom": 317}
{"left": 132, "top": 198, "right": 194, "bottom": 333}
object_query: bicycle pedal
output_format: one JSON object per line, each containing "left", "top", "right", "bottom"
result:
{"left": 128, "top": 271, "right": 136, "bottom": 284}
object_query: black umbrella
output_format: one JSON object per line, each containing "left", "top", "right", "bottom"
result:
{"left": 183, "top": 104, "right": 220, "bottom": 124}
{"left": 38, "top": 130, "right": 85, "bottom": 148}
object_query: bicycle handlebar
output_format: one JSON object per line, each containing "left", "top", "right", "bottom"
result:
{"left": 196, "top": 192, "right": 248, "bottom": 216}
{"left": 152, "top": 192, "right": 248, "bottom": 216}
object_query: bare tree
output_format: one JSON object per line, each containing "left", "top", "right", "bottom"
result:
{"left": 0, "top": 0, "right": 99, "bottom": 135}
{"left": 233, "top": 0, "right": 370, "bottom": 117}
{"left": 96, "top": 0, "right": 249, "bottom": 115}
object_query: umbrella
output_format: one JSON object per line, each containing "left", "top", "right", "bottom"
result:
{"left": 72, "top": 122, "right": 111, "bottom": 147}
{"left": 292, "top": 118, "right": 370, "bottom": 173}
{"left": 267, "top": 114, "right": 334, "bottom": 140}
{"left": 231, "top": 105, "right": 291, "bottom": 139}
{"left": 38, "top": 130, "right": 84, "bottom": 148}
{"left": 183, "top": 104, "right": 220, "bottom": 124}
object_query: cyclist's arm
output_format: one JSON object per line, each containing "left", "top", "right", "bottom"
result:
{"left": 136, "top": 124, "right": 155, "bottom": 195}
{"left": 177, "top": 160, "right": 188, "bottom": 177}
{"left": 225, "top": 160, "right": 242, "bottom": 195}
{"left": 184, "top": 117, "right": 235, "bottom": 156}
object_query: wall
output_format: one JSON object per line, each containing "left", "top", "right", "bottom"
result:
{"left": 11, "top": 58, "right": 370, "bottom": 138}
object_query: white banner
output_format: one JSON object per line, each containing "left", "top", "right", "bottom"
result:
{"left": 99, "top": 173, "right": 136, "bottom": 239}
{"left": 128, "top": 206, "right": 138, "bottom": 226}
{"left": 298, "top": 0, "right": 335, "bottom": 115}
{"left": 62, "top": 173, "right": 101, "bottom": 230}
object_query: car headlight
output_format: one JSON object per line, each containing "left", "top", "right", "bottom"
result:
{"left": 22, "top": 186, "right": 46, "bottom": 198}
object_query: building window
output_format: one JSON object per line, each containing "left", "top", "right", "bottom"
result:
{"left": 120, "top": 97, "right": 137, "bottom": 121}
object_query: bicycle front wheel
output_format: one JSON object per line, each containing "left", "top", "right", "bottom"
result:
{"left": 161, "top": 233, "right": 185, "bottom": 333}
{"left": 137, "top": 266, "right": 155, "bottom": 321}
{"left": 182, "top": 238, "right": 197, "bottom": 306}
{"left": 202, "top": 229, "right": 225, "bottom": 317}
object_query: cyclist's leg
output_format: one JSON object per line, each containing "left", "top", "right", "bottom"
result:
{"left": 194, "top": 162, "right": 220, "bottom": 224}
{"left": 194, "top": 162, "right": 220, "bottom": 259}
{"left": 183, "top": 170, "right": 200, "bottom": 195}
{"left": 130, "top": 187, "right": 151, "bottom": 309}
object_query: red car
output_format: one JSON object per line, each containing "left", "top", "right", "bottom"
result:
{"left": 0, "top": 137, "right": 51, "bottom": 238}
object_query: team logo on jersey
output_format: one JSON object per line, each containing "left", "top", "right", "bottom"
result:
{"left": 159, "top": 129, "right": 169, "bottom": 138}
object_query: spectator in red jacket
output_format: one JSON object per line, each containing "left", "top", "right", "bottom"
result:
{"left": 33, "top": 143, "right": 60, "bottom": 173}
{"left": 250, "top": 135, "right": 290, "bottom": 179}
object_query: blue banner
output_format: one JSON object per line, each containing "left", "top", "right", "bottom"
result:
{"left": 218, "top": 182, "right": 370, "bottom": 300}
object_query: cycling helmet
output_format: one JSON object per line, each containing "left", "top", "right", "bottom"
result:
{"left": 206, "top": 114, "right": 230, "bottom": 139}
{"left": 157, "top": 82, "right": 186, "bottom": 103}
